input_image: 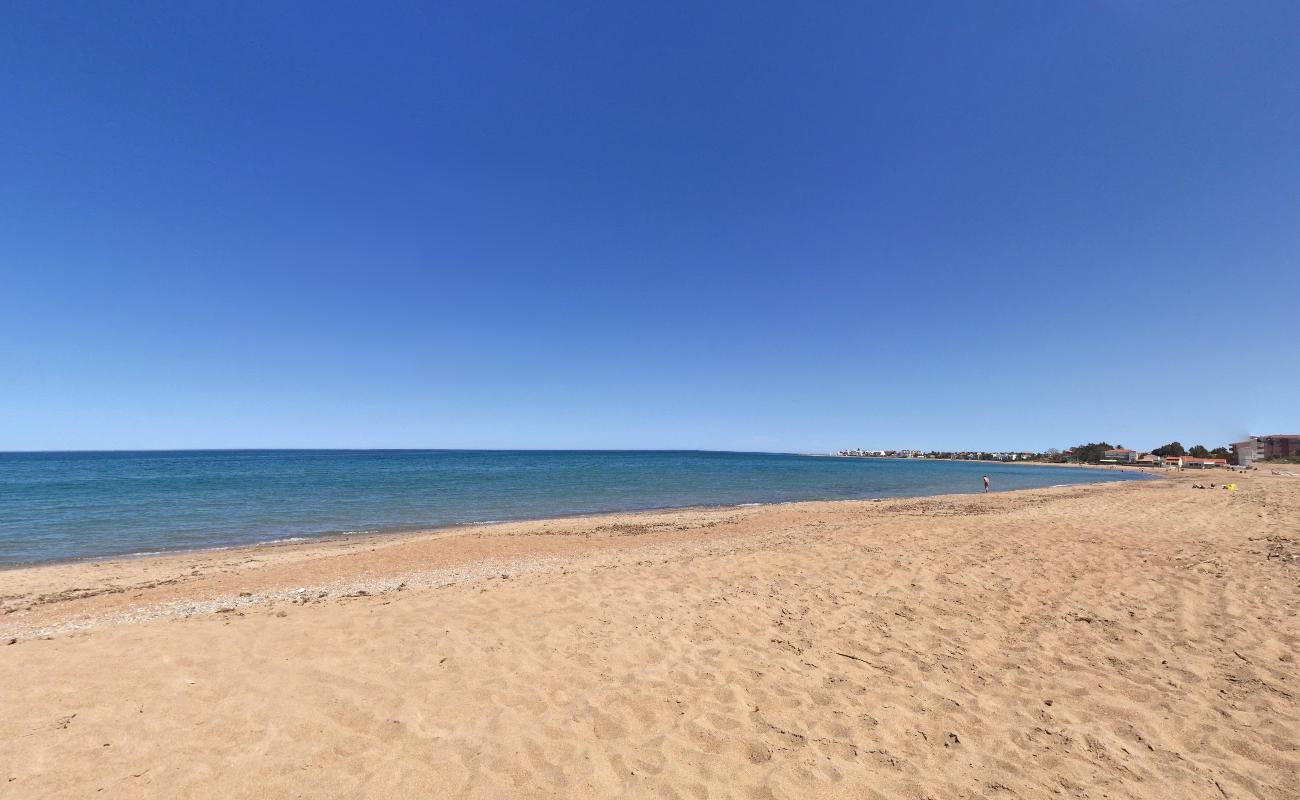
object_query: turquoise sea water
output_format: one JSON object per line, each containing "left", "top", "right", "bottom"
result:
{"left": 0, "top": 450, "right": 1143, "bottom": 565}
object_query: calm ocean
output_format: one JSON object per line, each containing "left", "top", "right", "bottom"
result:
{"left": 0, "top": 450, "right": 1142, "bottom": 565}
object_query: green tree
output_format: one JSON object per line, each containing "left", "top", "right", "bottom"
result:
{"left": 1188, "top": 444, "right": 1210, "bottom": 458}
{"left": 1152, "top": 441, "right": 1186, "bottom": 457}
{"left": 1068, "top": 442, "right": 1114, "bottom": 464}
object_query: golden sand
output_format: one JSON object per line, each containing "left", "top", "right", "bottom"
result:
{"left": 2, "top": 471, "right": 1297, "bottom": 798}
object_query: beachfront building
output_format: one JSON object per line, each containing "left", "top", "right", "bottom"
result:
{"left": 1100, "top": 448, "right": 1138, "bottom": 464}
{"left": 1232, "top": 435, "right": 1300, "bottom": 468}
{"left": 1232, "top": 439, "right": 1260, "bottom": 467}
{"left": 1165, "top": 455, "right": 1228, "bottom": 470}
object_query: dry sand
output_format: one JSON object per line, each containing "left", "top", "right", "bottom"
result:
{"left": 2, "top": 472, "right": 1297, "bottom": 799}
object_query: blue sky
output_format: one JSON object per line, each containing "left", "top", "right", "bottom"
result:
{"left": 2, "top": 2, "right": 1297, "bottom": 453}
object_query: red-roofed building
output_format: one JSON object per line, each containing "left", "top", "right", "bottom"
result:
{"left": 1100, "top": 448, "right": 1137, "bottom": 464}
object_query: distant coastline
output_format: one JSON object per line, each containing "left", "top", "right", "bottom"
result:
{"left": 824, "top": 454, "right": 1159, "bottom": 472}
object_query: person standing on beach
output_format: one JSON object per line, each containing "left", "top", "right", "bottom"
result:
{"left": 982, "top": 475, "right": 990, "bottom": 492}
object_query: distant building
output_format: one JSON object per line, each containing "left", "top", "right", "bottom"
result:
{"left": 1165, "top": 455, "right": 1228, "bottom": 469}
{"left": 1232, "top": 435, "right": 1300, "bottom": 467}
{"left": 1232, "top": 440, "right": 1259, "bottom": 467}
{"left": 1100, "top": 448, "right": 1137, "bottom": 464}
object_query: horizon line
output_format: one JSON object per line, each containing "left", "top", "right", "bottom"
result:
{"left": 0, "top": 447, "right": 817, "bottom": 456}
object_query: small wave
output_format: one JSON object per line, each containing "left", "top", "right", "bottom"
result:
{"left": 255, "top": 536, "right": 309, "bottom": 546}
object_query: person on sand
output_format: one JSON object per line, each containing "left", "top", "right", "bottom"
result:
{"left": 982, "top": 475, "right": 990, "bottom": 492}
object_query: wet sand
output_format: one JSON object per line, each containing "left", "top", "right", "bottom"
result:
{"left": 2, "top": 472, "right": 1297, "bottom": 798}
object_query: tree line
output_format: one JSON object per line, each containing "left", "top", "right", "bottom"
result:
{"left": 1064, "top": 441, "right": 1234, "bottom": 465}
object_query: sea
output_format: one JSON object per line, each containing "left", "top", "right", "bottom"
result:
{"left": 0, "top": 450, "right": 1144, "bottom": 566}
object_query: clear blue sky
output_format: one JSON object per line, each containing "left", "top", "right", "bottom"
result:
{"left": 2, "top": 2, "right": 1296, "bottom": 453}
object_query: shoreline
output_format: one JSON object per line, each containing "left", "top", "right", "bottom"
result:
{"left": 5, "top": 478, "right": 1154, "bottom": 642}
{"left": 3, "top": 475, "right": 1158, "bottom": 643}
{"left": 0, "top": 463, "right": 1150, "bottom": 572}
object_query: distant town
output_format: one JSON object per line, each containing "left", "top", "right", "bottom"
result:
{"left": 833, "top": 434, "right": 1300, "bottom": 470}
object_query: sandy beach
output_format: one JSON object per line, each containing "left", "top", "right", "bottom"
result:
{"left": 2, "top": 471, "right": 1297, "bottom": 799}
